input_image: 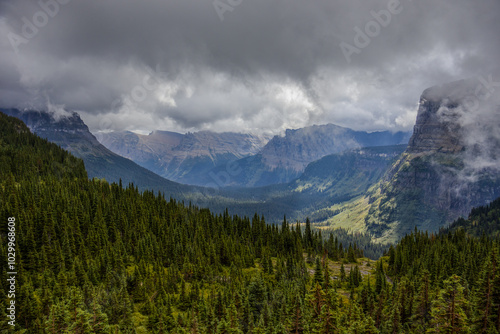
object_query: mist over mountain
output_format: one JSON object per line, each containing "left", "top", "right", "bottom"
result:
{"left": 357, "top": 78, "right": 500, "bottom": 241}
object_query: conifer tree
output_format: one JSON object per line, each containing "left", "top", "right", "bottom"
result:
{"left": 313, "top": 258, "right": 323, "bottom": 286}
{"left": 428, "top": 275, "right": 469, "bottom": 334}
{"left": 340, "top": 263, "right": 346, "bottom": 283}
{"left": 471, "top": 249, "right": 500, "bottom": 333}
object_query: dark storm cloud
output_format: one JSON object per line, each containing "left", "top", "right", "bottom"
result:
{"left": 0, "top": 0, "right": 499, "bottom": 134}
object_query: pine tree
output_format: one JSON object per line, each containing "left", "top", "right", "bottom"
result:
{"left": 322, "top": 258, "right": 331, "bottom": 291}
{"left": 304, "top": 218, "right": 313, "bottom": 250}
{"left": 471, "top": 249, "right": 499, "bottom": 333}
{"left": 313, "top": 258, "right": 323, "bottom": 286}
{"left": 375, "top": 260, "right": 387, "bottom": 294}
{"left": 347, "top": 244, "right": 357, "bottom": 263}
{"left": 412, "top": 270, "right": 432, "bottom": 330}
{"left": 290, "top": 295, "right": 304, "bottom": 334}
{"left": 428, "top": 275, "right": 469, "bottom": 333}
{"left": 45, "top": 301, "right": 70, "bottom": 334}
{"left": 340, "top": 263, "right": 346, "bottom": 283}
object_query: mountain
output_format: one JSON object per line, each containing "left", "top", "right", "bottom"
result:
{"left": 0, "top": 109, "right": 377, "bottom": 333}
{"left": 205, "top": 124, "right": 410, "bottom": 187}
{"left": 4, "top": 106, "right": 500, "bottom": 333}
{"left": 0, "top": 108, "right": 201, "bottom": 199}
{"left": 0, "top": 111, "right": 87, "bottom": 181}
{"left": 97, "top": 130, "right": 269, "bottom": 186}
{"left": 443, "top": 196, "right": 500, "bottom": 238}
{"left": 0, "top": 108, "right": 404, "bottom": 223}
{"left": 203, "top": 145, "right": 407, "bottom": 224}
{"left": 327, "top": 79, "right": 500, "bottom": 242}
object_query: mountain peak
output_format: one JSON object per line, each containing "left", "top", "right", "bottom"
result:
{"left": 409, "top": 77, "right": 500, "bottom": 156}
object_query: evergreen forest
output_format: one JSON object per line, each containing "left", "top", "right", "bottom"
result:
{"left": 1, "top": 111, "right": 500, "bottom": 333}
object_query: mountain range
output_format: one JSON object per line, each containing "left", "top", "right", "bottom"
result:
{"left": 99, "top": 124, "right": 410, "bottom": 187}
{"left": 3, "top": 78, "right": 499, "bottom": 243}
{"left": 0, "top": 107, "right": 410, "bottom": 224}
{"left": 98, "top": 130, "right": 269, "bottom": 186}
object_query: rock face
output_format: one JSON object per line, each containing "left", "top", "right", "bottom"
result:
{"left": 407, "top": 80, "right": 473, "bottom": 154}
{"left": 98, "top": 130, "right": 269, "bottom": 186}
{"left": 365, "top": 79, "right": 500, "bottom": 241}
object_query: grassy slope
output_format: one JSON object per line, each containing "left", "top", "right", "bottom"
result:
{"left": 316, "top": 151, "right": 470, "bottom": 244}
{"left": 204, "top": 145, "right": 407, "bottom": 225}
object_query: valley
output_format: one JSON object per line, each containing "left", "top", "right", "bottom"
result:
{"left": 1, "top": 0, "right": 499, "bottom": 332}
{"left": 1, "top": 110, "right": 499, "bottom": 332}
{"left": 3, "top": 78, "right": 500, "bottom": 244}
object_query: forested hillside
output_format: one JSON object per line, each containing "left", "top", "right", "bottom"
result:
{"left": 1, "top": 112, "right": 500, "bottom": 333}
{"left": 0, "top": 108, "right": 201, "bottom": 199}
{"left": 444, "top": 197, "right": 500, "bottom": 238}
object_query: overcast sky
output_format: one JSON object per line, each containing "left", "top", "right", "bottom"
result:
{"left": 0, "top": 0, "right": 499, "bottom": 135}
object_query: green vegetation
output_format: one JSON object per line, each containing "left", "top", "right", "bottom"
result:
{"left": 1, "top": 112, "right": 500, "bottom": 333}
{"left": 444, "top": 197, "right": 500, "bottom": 238}
{"left": 204, "top": 145, "right": 407, "bottom": 227}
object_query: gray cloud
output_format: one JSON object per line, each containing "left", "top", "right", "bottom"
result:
{"left": 0, "top": 0, "right": 499, "bottom": 135}
{"left": 429, "top": 76, "right": 500, "bottom": 185}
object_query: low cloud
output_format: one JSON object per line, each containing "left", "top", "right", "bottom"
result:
{"left": 0, "top": 0, "right": 499, "bottom": 135}
{"left": 432, "top": 76, "right": 500, "bottom": 182}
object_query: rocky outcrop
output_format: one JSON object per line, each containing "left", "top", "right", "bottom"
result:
{"left": 407, "top": 80, "right": 477, "bottom": 154}
{"left": 366, "top": 79, "right": 500, "bottom": 241}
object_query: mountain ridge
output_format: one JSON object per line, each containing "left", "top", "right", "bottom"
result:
{"left": 323, "top": 78, "right": 500, "bottom": 242}
{"left": 98, "top": 129, "right": 270, "bottom": 186}
{"left": 197, "top": 124, "right": 411, "bottom": 187}
{"left": 0, "top": 108, "right": 203, "bottom": 200}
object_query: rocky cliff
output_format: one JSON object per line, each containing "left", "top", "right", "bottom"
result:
{"left": 365, "top": 78, "right": 500, "bottom": 241}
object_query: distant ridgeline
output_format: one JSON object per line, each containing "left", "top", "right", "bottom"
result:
{"left": 1, "top": 111, "right": 500, "bottom": 333}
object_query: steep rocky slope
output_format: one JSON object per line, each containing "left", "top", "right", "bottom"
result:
{"left": 362, "top": 79, "right": 500, "bottom": 241}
